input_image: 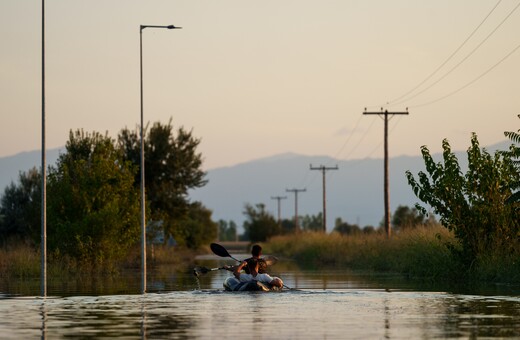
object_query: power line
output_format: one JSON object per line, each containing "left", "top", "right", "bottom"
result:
{"left": 386, "top": 0, "right": 504, "bottom": 106}
{"left": 391, "top": 0, "right": 520, "bottom": 108}
{"left": 409, "top": 41, "right": 520, "bottom": 108}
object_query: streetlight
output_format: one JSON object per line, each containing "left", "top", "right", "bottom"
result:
{"left": 140, "top": 24, "right": 181, "bottom": 294}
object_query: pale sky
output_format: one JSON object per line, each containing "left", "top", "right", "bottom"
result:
{"left": 1, "top": 1, "right": 519, "bottom": 171}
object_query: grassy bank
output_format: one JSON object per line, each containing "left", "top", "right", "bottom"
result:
{"left": 265, "top": 226, "right": 520, "bottom": 284}
{"left": 0, "top": 243, "right": 202, "bottom": 279}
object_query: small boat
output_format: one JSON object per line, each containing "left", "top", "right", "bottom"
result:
{"left": 223, "top": 277, "right": 282, "bottom": 292}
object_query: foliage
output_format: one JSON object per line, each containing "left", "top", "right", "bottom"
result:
{"left": 333, "top": 217, "right": 361, "bottom": 235}
{"left": 502, "top": 114, "right": 520, "bottom": 204}
{"left": 266, "top": 226, "right": 466, "bottom": 281}
{"left": 46, "top": 130, "right": 141, "bottom": 264}
{"left": 391, "top": 205, "right": 429, "bottom": 231}
{"left": 278, "top": 213, "right": 323, "bottom": 234}
{"left": 0, "top": 168, "right": 41, "bottom": 244}
{"left": 218, "top": 220, "right": 237, "bottom": 242}
{"left": 118, "top": 119, "right": 207, "bottom": 222}
{"left": 405, "top": 133, "right": 520, "bottom": 264}
{"left": 300, "top": 213, "right": 323, "bottom": 231}
{"left": 242, "top": 203, "right": 281, "bottom": 242}
{"left": 118, "top": 119, "right": 209, "bottom": 248}
{"left": 170, "top": 202, "right": 217, "bottom": 249}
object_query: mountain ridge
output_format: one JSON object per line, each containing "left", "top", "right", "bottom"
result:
{"left": 0, "top": 140, "right": 512, "bottom": 230}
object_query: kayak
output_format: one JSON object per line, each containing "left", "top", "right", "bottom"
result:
{"left": 223, "top": 277, "right": 281, "bottom": 292}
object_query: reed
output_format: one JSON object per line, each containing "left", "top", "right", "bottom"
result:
{"left": 266, "top": 226, "right": 466, "bottom": 281}
{"left": 0, "top": 243, "right": 198, "bottom": 279}
{"left": 0, "top": 243, "right": 40, "bottom": 278}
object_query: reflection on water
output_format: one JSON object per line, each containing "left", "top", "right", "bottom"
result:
{"left": 0, "top": 255, "right": 519, "bottom": 339}
{"left": 0, "top": 290, "right": 518, "bottom": 339}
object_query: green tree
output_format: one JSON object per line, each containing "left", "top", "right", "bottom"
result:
{"left": 119, "top": 119, "right": 206, "bottom": 219}
{"left": 218, "top": 220, "right": 237, "bottom": 241}
{"left": 172, "top": 202, "right": 217, "bottom": 249}
{"left": 406, "top": 133, "right": 520, "bottom": 263}
{"left": 391, "top": 205, "right": 426, "bottom": 231}
{"left": 118, "top": 119, "right": 208, "bottom": 247}
{"left": 333, "top": 217, "right": 361, "bottom": 235}
{"left": 300, "top": 213, "right": 323, "bottom": 232}
{"left": 503, "top": 114, "right": 520, "bottom": 204}
{"left": 243, "top": 203, "right": 280, "bottom": 242}
{"left": 46, "top": 130, "right": 141, "bottom": 263}
{"left": 0, "top": 168, "right": 41, "bottom": 244}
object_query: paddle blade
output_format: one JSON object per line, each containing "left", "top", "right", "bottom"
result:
{"left": 210, "top": 243, "right": 231, "bottom": 258}
{"left": 263, "top": 255, "right": 278, "bottom": 266}
{"left": 193, "top": 266, "right": 210, "bottom": 276}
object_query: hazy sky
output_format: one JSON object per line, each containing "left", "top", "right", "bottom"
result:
{"left": 1, "top": 1, "right": 519, "bottom": 172}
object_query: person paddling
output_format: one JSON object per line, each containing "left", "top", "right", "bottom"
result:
{"left": 233, "top": 258, "right": 284, "bottom": 289}
{"left": 244, "top": 244, "right": 268, "bottom": 274}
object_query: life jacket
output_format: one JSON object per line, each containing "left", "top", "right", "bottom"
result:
{"left": 243, "top": 257, "right": 268, "bottom": 274}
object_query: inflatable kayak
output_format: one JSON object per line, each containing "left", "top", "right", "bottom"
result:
{"left": 223, "top": 277, "right": 281, "bottom": 292}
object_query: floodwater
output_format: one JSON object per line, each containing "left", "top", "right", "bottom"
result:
{"left": 1, "top": 254, "right": 519, "bottom": 339}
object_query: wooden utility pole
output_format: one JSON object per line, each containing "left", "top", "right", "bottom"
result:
{"left": 363, "top": 108, "right": 408, "bottom": 238}
{"left": 271, "top": 196, "right": 287, "bottom": 225}
{"left": 286, "top": 188, "right": 306, "bottom": 232}
{"left": 310, "top": 165, "right": 338, "bottom": 232}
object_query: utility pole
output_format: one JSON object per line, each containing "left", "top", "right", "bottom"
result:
{"left": 271, "top": 196, "right": 287, "bottom": 225}
{"left": 310, "top": 165, "right": 338, "bottom": 232}
{"left": 286, "top": 188, "right": 306, "bottom": 233}
{"left": 363, "top": 108, "right": 409, "bottom": 238}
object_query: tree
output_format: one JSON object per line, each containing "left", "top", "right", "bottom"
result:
{"left": 333, "top": 217, "right": 361, "bottom": 235}
{"left": 119, "top": 119, "right": 206, "bottom": 218}
{"left": 118, "top": 119, "right": 208, "bottom": 247}
{"left": 172, "top": 202, "right": 217, "bottom": 249}
{"left": 503, "top": 114, "right": 520, "bottom": 204}
{"left": 46, "top": 130, "right": 141, "bottom": 263}
{"left": 0, "top": 168, "right": 41, "bottom": 244}
{"left": 391, "top": 205, "right": 426, "bottom": 231}
{"left": 406, "top": 133, "right": 520, "bottom": 263}
{"left": 243, "top": 203, "right": 280, "bottom": 242}
{"left": 300, "top": 213, "right": 323, "bottom": 232}
{"left": 218, "top": 220, "right": 237, "bottom": 241}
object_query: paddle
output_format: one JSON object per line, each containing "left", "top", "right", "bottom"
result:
{"left": 210, "top": 243, "right": 292, "bottom": 290}
{"left": 209, "top": 243, "right": 279, "bottom": 266}
{"left": 210, "top": 243, "right": 241, "bottom": 262}
{"left": 193, "top": 265, "right": 230, "bottom": 277}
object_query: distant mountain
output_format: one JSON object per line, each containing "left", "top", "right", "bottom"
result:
{"left": 0, "top": 141, "right": 512, "bottom": 231}
{"left": 0, "top": 148, "right": 62, "bottom": 190}
{"left": 189, "top": 140, "right": 512, "bottom": 231}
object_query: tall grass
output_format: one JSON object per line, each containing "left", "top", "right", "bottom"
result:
{"left": 266, "top": 226, "right": 466, "bottom": 281}
{"left": 0, "top": 243, "right": 198, "bottom": 279}
{"left": 0, "top": 243, "right": 40, "bottom": 278}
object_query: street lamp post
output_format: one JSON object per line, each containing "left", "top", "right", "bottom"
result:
{"left": 41, "top": 0, "right": 47, "bottom": 298}
{"left": 140, "top": 24, "right": 181, "bottom": 294}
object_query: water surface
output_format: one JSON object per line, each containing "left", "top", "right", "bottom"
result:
{"left": 1, "top": 255, "right": 519, "bottom": 339}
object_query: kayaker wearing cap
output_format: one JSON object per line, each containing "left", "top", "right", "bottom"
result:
{"left": 233, "top": 258, "right": 284, "bottom": 288}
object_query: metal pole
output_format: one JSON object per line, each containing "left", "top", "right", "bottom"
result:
{"left": 139, "top": 24, "right": 181, "bottom": 294}
{"left": 322, "top": 168, "right": 326, "bottom": 232}
{"left": 41, "top": 0, "right": 47, "bottom": 298}
{"left": 139, "top": 26, "right": 146, "bottom": 294}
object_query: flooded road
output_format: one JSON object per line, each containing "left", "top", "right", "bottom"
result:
{"left": 1, "top": 255, "right": 519, "bottom": 338}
